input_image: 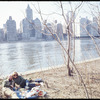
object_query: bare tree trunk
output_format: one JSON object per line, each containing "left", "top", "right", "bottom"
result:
{"left": 73, "top": 20, "right": 75, "bottom": 62}
{"left": 67, "top": 26, "right": 72, "bottom": 76}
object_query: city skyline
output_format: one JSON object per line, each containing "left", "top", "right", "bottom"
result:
{"left": 0, "top": 1, "right": 100, "bottom": 42}
{"left": 0, "top": 1, "right": 98, "bottom": 30}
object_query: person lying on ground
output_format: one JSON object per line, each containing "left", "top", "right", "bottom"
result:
{"left": 11, "top": 72, "right": 41, "bottom": 90}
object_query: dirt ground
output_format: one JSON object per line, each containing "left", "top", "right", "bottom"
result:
{"left": 0, "top": 58, "right": 100, "bottom": 99}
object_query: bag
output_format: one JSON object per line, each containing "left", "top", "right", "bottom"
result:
{"left": 4, "top": 81, "right": 11, "bottom": 87}
{"left": 35, "top": 78, "right": 43, "bottom": 83}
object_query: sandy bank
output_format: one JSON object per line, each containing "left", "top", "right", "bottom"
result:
{"left": 14, "top": 57, "right": 100, "bottom": 76}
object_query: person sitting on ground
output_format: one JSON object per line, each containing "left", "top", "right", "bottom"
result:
{"left": 2, "top": 75, "right": 19, "bottom": 98}
{"left": 3, "top": 75, "right": 15, "bottom": 90}
{"left": 11, "top": 72, "right": 41, "bottom": 90}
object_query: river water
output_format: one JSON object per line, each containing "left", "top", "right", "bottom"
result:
{"left": 0, "top": 38, "right": 100, "bottom": 77}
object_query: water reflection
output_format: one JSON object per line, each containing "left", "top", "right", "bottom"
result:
{"left": 0, "top": 39, "right": 100, "bottom": 76}
{"left": 80, "top": 39, "right": 99, "bottom": 60}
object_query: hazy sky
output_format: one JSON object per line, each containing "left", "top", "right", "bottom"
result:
{"left": 0, "top": 1, "right": 99, "bottom": 30}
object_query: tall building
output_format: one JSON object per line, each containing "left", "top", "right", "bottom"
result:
{"left": 42, "top": 20, "right": 47, "bottom": 40}
{"left": 66, "top": 11, "right": 75, "bottom": 36}
{"left": 21, "top": 4, "right": 35, "bottom": 40}
{"left": 26, "top": 4, "right": 33, "bottom": 21}
{"left": 43, "top": 23, "right": 53, "bottom": 40}
{"left": 29, "top": 20, "right": 35, "bottom": 39}
{"left": 34, "top": 18, "right": 42, "bottom": 39}
{"left": 86, "top": 18, "right": 92, "bottom": 34}
{"left": 6, "top": 16, "right": 17, "bottom": 41}
{"left": 3, "top": 24, "right": 7, "bottom": 41}
{"left": 0, "top": 28, "right": 4, "bottom": 42}
{"left": 21, "top": 18, "right": 30, "bottom": 40}
{"left": 91, "top": 17, "right": 99, "bottom": 36}
{"left": 52, "top": 20, "right": 57, "bottom": 34}
{"left": 57, "top": 23, "right": 63, "bottom": 40}
{"left": 80, "top": 17, "right": 92, "bottom": 37}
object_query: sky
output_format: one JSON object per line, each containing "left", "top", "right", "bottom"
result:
{"left": 0, "top": 1, "right": 99, "bottom": 30}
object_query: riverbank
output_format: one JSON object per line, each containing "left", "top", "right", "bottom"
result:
{"left": 0, "top": 57, "right": 100, "bottom": 98}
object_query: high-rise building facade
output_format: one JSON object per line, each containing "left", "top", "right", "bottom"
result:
{"left": 21, "top": 4, "right": 35, "bottom": 40}
{"left": 21, "top": 18, "right": 30, "bottom": 40}
{"left": 91, "top": 17, "right": 99, "bottom": 36}
{"left": 6, "top": 16, "right": 17, "bottom": 41}
{"left": 80, "top": 17, "right": 92, "bottom": 37}
{"left": 57, "top": 23, "right": 63, "bottom": 40}
{"left": 29, "top": 20, "right": 35, "bottom": 39}
{"left": 26, "top": 4, "right": 33, "bottom": 21}
{"left": 0, "top": 28, "right": 4, "bottom": 42}
{"left": 66, "top": 11, "right": 75, "bottom": 36}
{"left": 34, "top": 18, "right": 42, "bottom": 39}
{"left": 44, "top": 23, "right": 53, "bottom": 40}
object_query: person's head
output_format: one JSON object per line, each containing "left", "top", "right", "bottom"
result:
{"left": 12, "top": 72, "right": 18, "bottom": 79}
{"left": 8, "top": 75, "right": 13, "bottom": 81}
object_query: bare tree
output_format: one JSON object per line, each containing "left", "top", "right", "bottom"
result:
{"left": 80, "top": 2, "right": 100, "bottom": 56}
{"left": 30, "top": 1, "right": 91, "bottom": 98}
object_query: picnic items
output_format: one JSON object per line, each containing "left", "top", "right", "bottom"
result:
{"left": 13, "top": 78, "right": 47, "bottom": 99}
{"left": 25, "top": 86, "right": 46, "bottom": 98}
{"left": 14, "top": 85, "right": 46, "bottom": 99}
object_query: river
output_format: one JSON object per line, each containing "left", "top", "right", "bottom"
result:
{"left": 0, "top": 38, "right": 100, "bottom": 77}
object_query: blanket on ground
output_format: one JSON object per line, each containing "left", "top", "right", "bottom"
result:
{"left": 14, "top": 86, "right": 46, "bottom": 99}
